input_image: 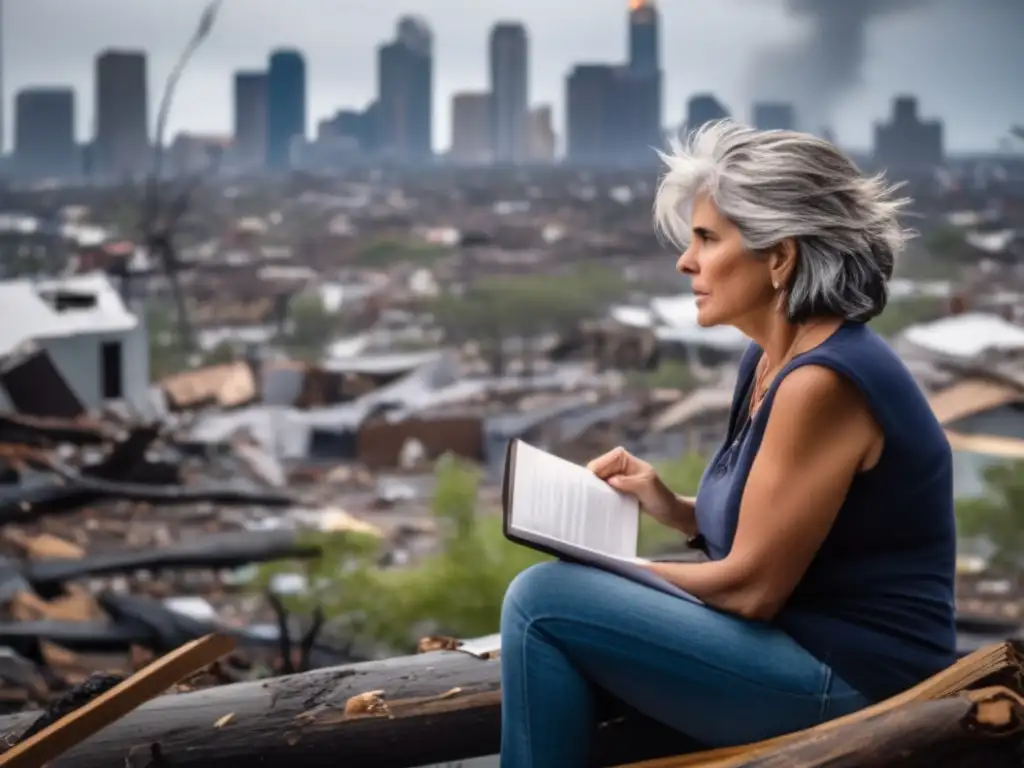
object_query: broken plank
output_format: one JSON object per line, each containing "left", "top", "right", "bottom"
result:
{"left": 0, "top": 633, "right": 236, "bottom": 768}
{"left": 633, "top": 686, "right": 1024, "bottom": 768}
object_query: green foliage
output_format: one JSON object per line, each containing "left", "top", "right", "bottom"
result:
{"left": 923, "top": 227, "right": 968, "bottom": 260}
{"left": 638, "top": 452, "right": 708, "bottom": 555}
{"left": 281, "top": 294, "right": 335, "bottom": 361}
{"left": 258, "top": 454, "right": 548, "bottom": 653}
{"left": 956, "top": 460, "right": 1024, "bottom": 574}
{"left": 146, "top": 306, "right": 196, "bottom": 379}
{"left": 869, "top": 296, "right": 944, "bottom": 338}
{"left": 626, "top": 360, "right": 697, "bottom": 393}
{"left": 433, "top": 266, "right": 630, "bottom": 343}
{"left": 257, "top": 449, "right": 708, "bottom": 652}
{"left": 355, "top": 238, "right": 452, "bottom": 267}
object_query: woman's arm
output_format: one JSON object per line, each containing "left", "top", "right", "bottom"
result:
{"left": 645, "top": 365, "right": 881, "bottom": 620}
{"left": 660, "top": 488, "right": 698, "bottom": 538}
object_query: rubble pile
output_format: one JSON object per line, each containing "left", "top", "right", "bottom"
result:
{"left": 0, "top": 407, "right": 375, "bottom": 715}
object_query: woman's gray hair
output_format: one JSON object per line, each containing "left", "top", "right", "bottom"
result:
{"left": 654, "top": 119, "right": 913, "bottom": 324}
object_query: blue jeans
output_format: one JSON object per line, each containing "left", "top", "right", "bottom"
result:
{"left": 499, "top": 561, "right": 873, "bottom": 767}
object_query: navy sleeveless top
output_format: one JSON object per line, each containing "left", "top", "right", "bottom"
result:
{"left": 694, "top": 321, "right": 957, "bottom": 702}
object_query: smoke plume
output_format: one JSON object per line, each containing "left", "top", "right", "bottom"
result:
{"left": 751, "top": 0, "right": 926, "bottom": 132}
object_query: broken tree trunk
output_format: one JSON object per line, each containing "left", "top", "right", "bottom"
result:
{"left": 1, "top": 646, "right": 1024, "bottom": 768}
{"left": 0, "top": 650, "right": 695, "bottom": 768}
{"left": 632, "top": 686, "right": 1024, "bottom": 768}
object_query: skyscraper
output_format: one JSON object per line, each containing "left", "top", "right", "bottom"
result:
{"left": 629, "top": 0, "right": 659, "bottom": 76}
{"left": 14, "top": 88, "right": 76, "bottom": 178}
{"left": 624, "top": 0, "right": 662, "bottom": 165}
{"left": 450, "top": 92, "right": 491, "bottom": 165}
{"left": 234, "top": 71, "right": 268, "bottom": 170}
{"left": 528, "top": 106, "right": 556, "bottom": 164}
{"left": 266, "top": 49, "right": 306, "bottom": 170}
{"left": 377, "top": 16, "right": 433, "bottom": 163}
{"left": 95, "top": 50, "right": 149, "bottom": 179}
{"left": 874, "top": 96, "right": 944, "bottom": 175}
{"left": 753, "top": 103, "right": 796, "bottom": 132}
{"left": 685, "top": 94, "right": 730, "bottom": 134}
{"left": 489, "top": 22, "right": 529, "bottom": 165}
{"left": 566, "top": 65, "right": 620, "bottom": 166}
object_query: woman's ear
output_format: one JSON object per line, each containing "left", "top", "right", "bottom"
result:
{"left": 768, "top": 238, "right": 798, "bottom": 287}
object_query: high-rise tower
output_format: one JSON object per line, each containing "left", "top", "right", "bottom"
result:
{"left": 624, "top": 0, "right": 663, "bottom": 165}
{"left": 266, "top": 50, "right": 306, "bottom": 169}
{"left": 489, "top": 22, "right": 529, "bottom": 165}
{"left": 377, "top": 16, "right": 434, "bottom": 163}
{"left": 94, "top": 50, "right": 149, "bottom": 179}
{"left": 628, "top": 0, "right": 659, "bottom": 77}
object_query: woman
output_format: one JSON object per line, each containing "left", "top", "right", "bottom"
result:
{"left": 499, "top": 121, "right": 957, "bottom": 767}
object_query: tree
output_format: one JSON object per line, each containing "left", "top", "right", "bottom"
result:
{"left": 869, "top": 296, "right": 945, "bottom": 338}
{"left": 956, "top": 460, "right": 1024, "bottom": 577}
{"left": 432, "top": 266, "right": 631, "bottom": 374}
{"left": 626, "top": 359, "right": 697, "bottom": 393}
{"left": 257, "top": 450, "right": 708, "bottom": 653}
{"left": 355, "top": 238, "right": 453, "bottom": 267}
{"left": 282, "top": 294, "right": 335, "bottom": 361}
{"left": 258, "top": 455, "right": 547, "bottom": 653}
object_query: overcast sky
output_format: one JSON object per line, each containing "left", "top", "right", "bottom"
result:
{"left": 4, "top": 0, "right": 1022, "bottom": 153}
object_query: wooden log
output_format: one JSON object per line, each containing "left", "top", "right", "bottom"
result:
{"left": 0, "top": 650, "right": 693, "bottom": 768}
{"left": 1, "top": 643, "right": 1023, "bottom": 768}
{"left": 633, "top": 686, "right": 1024, "bottom": 768}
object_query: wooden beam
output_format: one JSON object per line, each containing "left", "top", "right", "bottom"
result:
{"left": 0, "top": 633, "right": 236, "bottom": 768}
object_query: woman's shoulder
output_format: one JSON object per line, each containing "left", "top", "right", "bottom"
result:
{"left": 795, "top": 323, "right": 919, "bottom": 391}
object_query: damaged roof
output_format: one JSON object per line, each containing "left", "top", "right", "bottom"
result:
{"left": 0, "top": 273, "right": 137, "bottom": 357}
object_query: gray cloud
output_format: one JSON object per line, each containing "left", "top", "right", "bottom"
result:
{"left": 750, "top": 0, "right": 1024, "bottom": 137}
{"left": 751, "top": 0, "right": 925, "bottom": 132}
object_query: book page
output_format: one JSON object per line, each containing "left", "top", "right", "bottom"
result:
{"left": 508, "top": 441, "right": 638, "bottom": 559}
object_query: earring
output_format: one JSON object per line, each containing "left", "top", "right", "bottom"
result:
{"left": 772, "top": 280, "right": 779, "bottom": 290}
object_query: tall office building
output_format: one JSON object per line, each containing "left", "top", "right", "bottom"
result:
{"left": 233, "top": 71, "right": 268, "bottom": 169}
{"left": 528, "top": 106, "right": 556, "bottom": 164}
{"left": 450, "top": 92, "right": 491, "bottom": 165}
{"left": 629, "top": 0, "right": 659, "bottom": 76}
{"left": 95, "top": 50, "right": 149, "bottom": 179}
{"left": 266, "top": 50, "right": 306, "bottom": 170}
{"left": 566, "top": 65, "right": 620, "bottom": 166}
{"left": 753, "top": 102, "right": 796, "bottom": 132}
{"left": 874, "top": 96, "right": 943, "bottom": 175}
{"left": 377, "top": 16, "right": 434, "bottom": 163}
{"left": 625, "top": 0, "right": 662, "bottom": 164}
{"left": 489, "top": 22, "right": 529, "bottom": 165}
{"left": 685, "top": 94, "right": 729, "bottom": 134}
{"left": 14, "top": 88, "right": 76, "bottom": 178}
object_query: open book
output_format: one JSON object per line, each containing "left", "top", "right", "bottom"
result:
{"left": 501, "top": 439, "right": 702, "bottom": 604}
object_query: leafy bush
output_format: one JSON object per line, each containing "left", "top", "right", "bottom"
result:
{"left": 258, "top": 451, "right": 707, "bottom": 653}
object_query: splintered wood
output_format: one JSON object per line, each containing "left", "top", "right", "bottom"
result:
{"left": 417, "top": 635, "right": 463, "bottom": 653}
{"left": 0, "top": 633, "right": 236, "bottom": 768}
{"left": 622, "top": 642, "right": 1024, "bottom": 768}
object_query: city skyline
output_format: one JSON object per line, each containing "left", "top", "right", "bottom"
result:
{"left": 4, "top": 0, "right": 1023, "bottom": 153}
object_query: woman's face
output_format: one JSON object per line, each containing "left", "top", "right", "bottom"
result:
{"left": 676, "top": 195, "right": 776, "bottom": 328}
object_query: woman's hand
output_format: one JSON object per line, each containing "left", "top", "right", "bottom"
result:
{"left": 586, "top": 447, "right": 696, "bottom": 536}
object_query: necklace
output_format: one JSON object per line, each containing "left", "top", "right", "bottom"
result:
{"left": 748, "top": 323, "right": 821, "bottom": 416}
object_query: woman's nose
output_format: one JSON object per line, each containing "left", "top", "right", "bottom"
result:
{"left": 676, "top": 246, "right": 698, "bottom": 275}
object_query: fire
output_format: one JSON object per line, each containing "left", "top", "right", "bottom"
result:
{"left": 629, "top": 0, "right": 650, "bottom": 9}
